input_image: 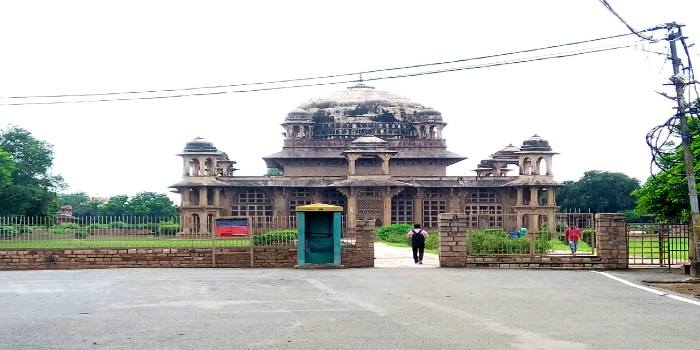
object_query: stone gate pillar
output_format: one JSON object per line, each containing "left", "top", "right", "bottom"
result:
{"left": 595, "top": 213, "right": 628, "bottom": 269}
{"left": 341, "top": 218, "right": 375, "bottom": 267}
{"left": 438, "top": 213, "right": 468, "bottom": 267}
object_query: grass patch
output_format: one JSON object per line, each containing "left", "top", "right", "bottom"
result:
{"left": 627, "top": 237, "right": 688, "bottom": 259}
{"left": 549, "top": 240, "right": 593, "bottom": 253}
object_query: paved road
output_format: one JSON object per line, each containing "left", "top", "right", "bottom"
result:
{"left": 1, "top": 268, "right": 698, "bottom": 350}
{"left": 374, "top": 242, "right": 438, "bottom": 268}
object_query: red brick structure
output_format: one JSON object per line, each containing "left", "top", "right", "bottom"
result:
{"left": 341, "top": 219, "right": 375, "bottom": 267}
{"left": 0, "top": 220, "right": 379, "bottom": 270}
{"left": 438, "top": 212, "right": 628, "bottom": 269}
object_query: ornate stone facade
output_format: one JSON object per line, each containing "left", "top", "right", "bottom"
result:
{"left": 170, "top": 83, "right": 559, "bottom": 233}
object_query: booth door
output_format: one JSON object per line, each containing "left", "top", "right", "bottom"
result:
{"left": 306, "top": 212, "right": 334, "bottom": 264}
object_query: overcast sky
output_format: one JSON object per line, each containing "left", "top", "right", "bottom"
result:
{"left": 0, "top": 0, "right": 698, "bottom": 201}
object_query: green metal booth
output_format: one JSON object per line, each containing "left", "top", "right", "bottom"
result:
{"left": 295, "top": 203, "right": 343, "bottom": 267}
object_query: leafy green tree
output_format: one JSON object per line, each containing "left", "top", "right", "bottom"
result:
{"left": 57, "top": 192, "right": 104, "bottom": 216}
{"left": 0, "top": 127, "right": 64, "bottom": 215}
{"left": 556, "top": 170, "right": 640, "bottom": 213}
{"left": 100, "top": 195, "right": 130, "bottom": 216}
{"left": 126, "top": 192, "right": 177, "bottom": 217}
{"left": 633, "top": 118, "right": 700, "bottom": 222}
{"left": 0, "top": 148, "right": 15, "bottom": 187}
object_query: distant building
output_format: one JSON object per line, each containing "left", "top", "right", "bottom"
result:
{"left": 170, "top": 83, "right": 558, "bottom": 233}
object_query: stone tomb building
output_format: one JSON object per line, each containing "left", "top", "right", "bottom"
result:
{"left": 171, "top": 83, "right": 559, "bottom": 233}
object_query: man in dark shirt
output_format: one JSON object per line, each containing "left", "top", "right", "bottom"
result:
{"left": 406, "top": 224, "right": 428, "bottom": 264}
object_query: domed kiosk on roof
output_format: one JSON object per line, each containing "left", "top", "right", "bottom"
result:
{"left": 182, "top": 137, "right": 219, "bottom": 154}
{"left": 171, "top": 85, "right": 562, "bottom": 242}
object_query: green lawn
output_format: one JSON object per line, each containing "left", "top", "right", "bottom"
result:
{"left": 0, "top": 238, "right": 251, "bottom": 249}
{"left": 549, "top": 240, "right": 593, "bottom": 253}
{"left": 627, "top": 237, "right": 688, "bottom": 259}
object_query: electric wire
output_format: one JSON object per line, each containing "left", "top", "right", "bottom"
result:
{"left": 0, "top": 44, "right": 637, "bottom": 106}
{"left": 597, "top": 0, "right": 661, "bottom": 42}
{"left": 0, "top": 30, "right": 657, "bottom": 101}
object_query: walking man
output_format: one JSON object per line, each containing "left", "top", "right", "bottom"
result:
{"left": 564, "top": 225, "right": 582, "bottom": 255}
{"left": 406, "top": 224, "right": 428, "bottom": 264}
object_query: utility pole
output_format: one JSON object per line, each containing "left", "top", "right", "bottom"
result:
{"left": 668, "top": 23, "right": 700, "bottom": 276}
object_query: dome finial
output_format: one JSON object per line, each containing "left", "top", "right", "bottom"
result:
{"left": 347, "top": 75, "right": 374, "bottom": 90}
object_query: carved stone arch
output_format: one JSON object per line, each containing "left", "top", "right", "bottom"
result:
{"left": 189, "top": 158, "right": 201, "bottom": 176}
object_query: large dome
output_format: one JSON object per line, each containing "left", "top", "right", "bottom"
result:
{"left": 283, "top": 84, "right": 447, "bottom": 140}
{"left": 289, "top": 83, "right": 442, "bottom": 124}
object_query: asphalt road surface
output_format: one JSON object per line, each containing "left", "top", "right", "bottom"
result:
{"left": 1, "top": 268, "right": 698, "bottom": 350}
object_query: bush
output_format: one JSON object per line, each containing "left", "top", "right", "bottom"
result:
{"left": 376, "top": 224, "right": 439, "bottom": 250}
{"left": 582, "top": 228, "right": 593, "bottom": 243}
{"left": 109, "top": 221, "right": 129, "bottom": 229}
{"left": 376, "top": 224, "right": 413, "bottom": 244}
{"left": 469, "top": 229, "right": 552, "bottom": 254}
{"left": 157, "top": 221, "right": 180, "bottom": 236}
{"left": 254, "top": 230, "right": 296, "bottom": 245}
{"left": 470, "top": 230, "right": 529, "bottom": 254}
{"left": 0, "top": 225, "right": 19, "bottom": 239}
{"left": 49, "top": 222, "right": 87, "bottom": 239}
{"left": 425, "top": 230, "right": 439, "bottom": 251}
{"left": 87, "top": 223, "right": 110, "bottom": 231}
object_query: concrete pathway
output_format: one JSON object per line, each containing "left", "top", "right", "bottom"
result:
{"left": 374, "top": 242, "right": 438, "bottom": 268}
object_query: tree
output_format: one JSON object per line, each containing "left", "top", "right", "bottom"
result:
{"left": 0, "top": 148, "right": 15, "bottom": 187}
{"left": 633, "top": 120, "right": 700, "bottom": 222}
{"left": 101, "top": 195, "right": 129, "bottom": 216}
{"left": 556, "top": 170, "right": 640, "bottom": 213}
{"left": 0, "top": 127, "right": 63, "bottom": 216}
{"left": 57, "top": 192, "right": 103, "bottom": 217}
{"left": 126, "top": 192, "right": 177, "bottom": 217}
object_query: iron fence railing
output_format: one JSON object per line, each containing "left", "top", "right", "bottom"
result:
{"left": 0, "top": 215, "right": 358, "bottom": 249}
{"left": 554, "top": 213, "right": 596, "bottom": 255}
{"left": 466, "top": 229, "right": 551, "bottom": 256}
{"left": 626, "top": 223, "right": 689, "bottom": 267}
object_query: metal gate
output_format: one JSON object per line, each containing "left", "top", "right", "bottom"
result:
{"left": 626, "top": 223, "right": 690, "bottom": 267}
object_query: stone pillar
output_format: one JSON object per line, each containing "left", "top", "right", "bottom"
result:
{"left": 438, "top": 213, "right": 468, "bottom": 267}
{"left": 516, "top": 188, "right": 523, "bottom": 206}
{"left": 547, "top": 187, "right": 556, "bottom": 206}
{"left": 528, "top": 213, "right": 539, "bottom": 234}
{"left": 548, "top": 211, "right": 556, "bottom": 233}
{"left": 272, "top": 192, "right": 288, "bottom": 217}
{"left": 346, "top": 154, "right": 360, "bottom": 175}
{"left": 379, "top": 154, "right": 391, "bottom": 175}
{"left": 382, "top": 190, "right": 392, "bottom": 227}
{"left": 447, "top": 191, "right": 462, "bottom": 213}
{"left": 413, "top": 189, "right": 423, "bottom": 226}
{"left": 529, "top": 187, "right": 538, "bottom": 207}
{"left": 181, "top": 189, "right": 190, "bottom": 206}
{"left": 183, "top": 158, "right": 190, "bottom": 176}
{"left": 214, "top": 188, "right": 221, "bottom": 207}
{"left": 595, "top": 213, "right": 628, "bottom": 269}
{"left": 199, "top": 188, "right": 207, "bottom": 207}
{"left": 346, "top": 190, "right": 357, "bottom": 228}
